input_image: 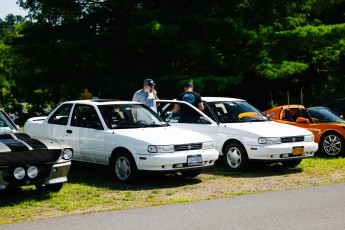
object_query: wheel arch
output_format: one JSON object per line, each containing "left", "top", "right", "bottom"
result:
{"left": 320, "top": 130, "right": 345, "bottom": 143}
{"left": 221, "top": 139, "right": 247, "bottom": 156}
{"left": 109, "top": 147, "right": 137, "bottom": 168}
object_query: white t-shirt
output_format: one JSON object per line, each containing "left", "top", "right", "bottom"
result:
{"left": 132, "top": 89, "right": 155, "bottom": 110}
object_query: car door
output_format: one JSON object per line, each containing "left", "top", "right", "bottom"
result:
{"left": 281, "top": 108, "right": 317, "bottom": 138}
{"left": 154, "top": 100, "right": 220, "bottom": 149}
{"left": 64, "top": 104, "right": 106, "bottom": 164}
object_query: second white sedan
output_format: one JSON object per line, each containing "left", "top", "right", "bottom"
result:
{"left": 24, "top": 100, "right": 219, "bottom": 182}
{"left": 155, "top": 97, "right": 318, "bottom": 170}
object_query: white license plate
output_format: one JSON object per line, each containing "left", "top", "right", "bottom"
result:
{"left": 187, "top": 154, "right": 202, "bottom": 166}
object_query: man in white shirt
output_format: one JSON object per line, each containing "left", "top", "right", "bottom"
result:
{"left": 132, "top": 78, "right": 159, "bottom": 110}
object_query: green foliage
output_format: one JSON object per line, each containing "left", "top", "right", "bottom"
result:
{"left": 1, "top": 0, "right": 345, "bottom": 109}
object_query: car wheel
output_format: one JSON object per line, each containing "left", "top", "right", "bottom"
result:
{"left": 180, "top": 169, "right": 202, "bottom": 178}
{"left": 111, "top": 151, "right": 138, "bottom": 182}
{"left": 281, "top": 159, "right": 302, "bottom": 168}
{"left": 35, "top": 183, "right": 63, "bottom": 192}
{"left": 320, "top": 132, "right": 344, "bottom": 157}
{"left": 223, "top": 142, "right": 248, "bottom": 170}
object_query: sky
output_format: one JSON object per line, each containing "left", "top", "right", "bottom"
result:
{"left": 0, "top": 0, "right": 27, "bottom": 20}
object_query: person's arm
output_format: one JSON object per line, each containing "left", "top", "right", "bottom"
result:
{"left": 198, "top": 102, "right": 204, "bottom": 111}
{"left": 132, "top": 92, "right": 138, "bottom": 102}
{"left": 172, "top": 104, "right": 180, "bottom": 113}
{"left": 151, "top": 89, "right": 159, "bottom": 100}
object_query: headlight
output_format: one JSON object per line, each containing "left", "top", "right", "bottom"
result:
{"left": 62, "top": 148, "right": 73, "bottom": 160}
{"left": 304, "top": 134, "right": 314, "bottom": 142}
{"left": 148, "top": 145, "right": 174, "bottom": 153}
{"left": 27, "top": 166, "right": 38, "bottom": 178}
{"left": 13, "top": 167, "right": 25, "bottom": 180}
{"left": 258, "top": 137, "right": 281, "bottom": 144}
{"left": 202, "top": 141, "right": 214, "bottom": 150}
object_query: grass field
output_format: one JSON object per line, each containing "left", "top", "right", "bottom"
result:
{"left": 1, "top": 156, "right": 345, "bottom": 224}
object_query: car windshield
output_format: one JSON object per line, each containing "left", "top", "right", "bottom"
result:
{"left": 209, "top": 101, "right": 269, "bottom": 123}
{"left": 0, "top": 110, "right": 18, "bottom": 131}
{"left": 98, "top": 104, "right": 168, "bottom": 129}
{"left": 307, "top": 107, "right": 345, "bottom": 123}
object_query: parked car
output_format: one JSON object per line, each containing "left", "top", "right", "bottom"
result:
{"left": 24, "top": 100, "right": 219, "bottom": 182}
{"left": 0, "top": 109, "right": 73, "bottom": 192}
{"left": 263, "top": 105, "right": 345, "bottom": 157}
{"left": 321, "top": 98, "right": 345, "bottom": 118}
{"left": 154, "top": 97, "right": 318, "bottom": 170}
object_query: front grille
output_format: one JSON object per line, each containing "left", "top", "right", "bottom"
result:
{"left": 174, "top": 143, "right": 202, "bottom": 151}
{"left": 0, "top": 150, "right": 62, "bottom": 166}
{"left": 281, "top": 136, "right": 304, "bottom": 143}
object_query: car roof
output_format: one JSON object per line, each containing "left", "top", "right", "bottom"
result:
{"left": 62, "top": 99, "right": 140, "bottom": 105}
{"left": 201, "top": 97, "right": 245, "bottom": 102}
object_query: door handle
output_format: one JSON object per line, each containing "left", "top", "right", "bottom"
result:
{"left": 66, "top": 130, "right": 72, "bottom": 134}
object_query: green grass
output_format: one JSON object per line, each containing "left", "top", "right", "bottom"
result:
{"left": 1, "top": 156, "right": 345, "bottom": 224}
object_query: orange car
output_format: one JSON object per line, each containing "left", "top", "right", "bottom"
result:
{"left": 263, "top": 105, "right": 345, "bottom": 157}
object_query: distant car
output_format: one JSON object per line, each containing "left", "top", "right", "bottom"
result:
{"left": 321, "top": 98, "right": 345, "bottom": 118}
{"left": 263, "top": 105, "right": 345, "bottom": 157}
{"left": 154, "top": 97, "right": 318, "bottom": 170}
{"left": 24, "top": 100, "right": 219, "bottom": 182}
{"left": 0, "top": 109, "right": 73, "bottom": 192}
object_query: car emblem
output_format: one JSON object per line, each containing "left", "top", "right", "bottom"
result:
{"left": 187, "top": 145, "right": 192, "bottom": 150}
{"left": 292, "top": 137, "right": 296, "bottom": 142}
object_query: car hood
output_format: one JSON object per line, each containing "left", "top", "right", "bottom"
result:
{"left": 223, "top": 121, "right": 313, "bottom": 137}
{"left": 109, "top": 126, "right": 212, "bottom": 145}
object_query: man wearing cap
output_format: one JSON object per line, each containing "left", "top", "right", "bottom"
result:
{"left": 172, "top": 82, "right": 204, "bottom": 123}
{"left": 132, "top": 78, "right": 159, "bottom": 110}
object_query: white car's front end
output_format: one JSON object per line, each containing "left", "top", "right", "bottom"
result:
{"left": 220, "top": 121, "right": 318, "bottom": 160}
{"left": 108, "top": 126, "right": 219, "bottom": 172}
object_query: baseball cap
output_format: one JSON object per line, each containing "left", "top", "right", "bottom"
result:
{"left": 144, "top": 79, "right": 156, "bottom": 87}
{"left": 184, "top": 82, "right": 194, "bottom": 88}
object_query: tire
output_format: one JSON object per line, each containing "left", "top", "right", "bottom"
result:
{"left": 320, "top": 132, "right": 344, "bottom": 157}
{"left": 110, "top": 151, "right": 138, "bottom": 182}
{"left": 281, "top": 159, "right": 302, "bottom": 168}
{"left": 181, "top": 169, "right": 202, "bottom": 178}
{"left": 223, "top": 142, "right": 248, "bottom": 170}
{"left": 35, "top": 183, "right": 63, "bottom": 192}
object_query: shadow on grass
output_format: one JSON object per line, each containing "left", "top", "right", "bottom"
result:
{"left": 67, "top": 163, "right": 203, "bottom": 191}
{"left": 0, "top": 159, "right": 306, "bottom": 206}
{"left": 0, "top": 186, "right": 54, "bottom": 206}
{"left": 202, "top": 160, "right": 304, "bottom": 178}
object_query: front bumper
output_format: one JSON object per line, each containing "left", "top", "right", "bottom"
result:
{"left": 134, "top": 149, "right": 219, "bottom": 171}
{"left": 244, "top": 142, "right": 318, "bottom": 160}
{"left": 0, "top": 161, "right": 71, "bottom": 190}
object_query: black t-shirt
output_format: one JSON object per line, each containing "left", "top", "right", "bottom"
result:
{"left": 176, "top": 91, "right": 202, "bottom": 109}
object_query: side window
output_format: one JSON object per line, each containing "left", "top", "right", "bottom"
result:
{"left": 71, "top": 104, "right": 103, "bottom": 129}
{"left": 212, "top": 103, "right": 233, "bottom": 123}
{"left": 202, "top": 104, "right": 217, "bottom": 122}
{"left": 48, "top": 104, "right": 73, "bottom": 125}
{"left": 173, "top": 102, "right": 209, "bottom": 124}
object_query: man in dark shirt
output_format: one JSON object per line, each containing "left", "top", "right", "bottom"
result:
{"left": 172, "top": 82, "right": 204, "bottom": 123}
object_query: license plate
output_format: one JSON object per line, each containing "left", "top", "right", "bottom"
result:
{"left": 187, "top": 154, "right": 202, "bottom": 166}
{"left": 292, "top": 146, "right": 304, "bottom": 155}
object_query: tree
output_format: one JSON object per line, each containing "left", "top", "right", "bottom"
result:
{"left": 8, "top": 0, "right": 345, "bottom": 110}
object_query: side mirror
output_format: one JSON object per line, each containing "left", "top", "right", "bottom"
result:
{"left": 296, "top": 117, "right": 310, "bottom": 124}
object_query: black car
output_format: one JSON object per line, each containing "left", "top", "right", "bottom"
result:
{"left": 0, "top": 109, "right": 73, "bottom": 192}
{"left": 321, "top": 98, "right": 345, "bottom": 118}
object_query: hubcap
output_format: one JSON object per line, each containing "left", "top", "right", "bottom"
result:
{"left": 227, "top": 147, "right": 241, "bottom": 168}
{"left": 115, "top": 156, "right": 131, "bottom": 180}
{"left": 323, "top": 134, "right": 342, "bottom": 156}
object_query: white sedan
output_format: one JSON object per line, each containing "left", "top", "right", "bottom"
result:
{"left": 24, "top": 100, "right": 219, "bottom": 182}
{"left": 155, "top": 97, "right": 318, "bottom": 170}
